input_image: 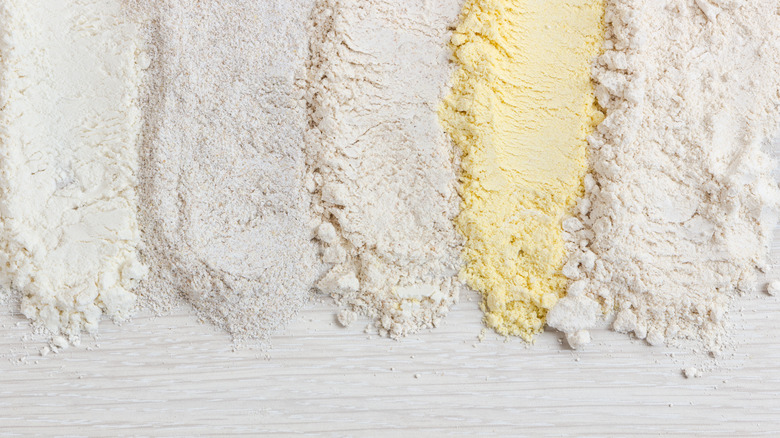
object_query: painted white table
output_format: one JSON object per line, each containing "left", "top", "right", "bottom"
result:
{"left": 1, "top": 232, "right": 779, "bottom": 437}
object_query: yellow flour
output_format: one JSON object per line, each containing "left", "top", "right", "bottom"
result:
{"left": 440, "top": 0, "right": 605, "bottom": 340}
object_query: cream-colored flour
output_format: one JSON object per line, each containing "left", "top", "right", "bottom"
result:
{"left": 549, "top": 0, "right": 780, "bottom": 352}
{"left": 0, "top": 0, "right": 146, "bottom": 341}
{"left": 307, "top": 0, "right": 463, "bottom": 337}
{"left": 130, "top": 0, "right": 320, "bottom": 345}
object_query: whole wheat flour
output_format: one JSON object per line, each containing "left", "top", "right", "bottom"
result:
{"left": 129, "top": 0, "right": 320, "bottom": 345}
{"left": 0, "top": 0, "right": 146, "bottom": 341}
{"left": 548, "top": 0, "right": 780, "bottom": 352}
{"left": 307, "top": 0, "right": 463, "bottom": 338}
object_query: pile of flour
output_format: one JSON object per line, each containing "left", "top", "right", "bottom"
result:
{"left": 0, "top": 0, "right": 146, "bottom": 342}
{"left": 129, "top": 0, "right": 320, "bottom": 345}
{"left": 548, "top": 0, "right": 780, "bottom": 351}
{"left": 307, "top": 0, "right": 463, "bottom": 337}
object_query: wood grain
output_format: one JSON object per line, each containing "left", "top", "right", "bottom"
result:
{"left": 0, "top": 237, "right": 778, "bottom": 437}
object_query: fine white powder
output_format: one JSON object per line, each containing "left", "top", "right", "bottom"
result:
{"left": 0, "top": 0, "right": 147, "bottom": 341}
{"left": 549, "top": 0, "right": 780, "bottom": 352}
{"left": 307, "top": 0, "right": 463, "bottom": 338}
{"left": 130, "top": 0, "right": 320, "bottom": 345}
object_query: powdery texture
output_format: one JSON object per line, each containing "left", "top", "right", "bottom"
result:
{"left": 549, "top": 0, "right": 780, "bottom": 352}
{"left": 307, "top": 0, "right": 463, "bottom": 338}
{"left": 0, "top": 0, "right": 146, "bottom": 341}
{"left": 440, "top": 0, "right": 605, "bottom": 341}
{"left": 130, "top": 0, "right": 320, "bottom": 345}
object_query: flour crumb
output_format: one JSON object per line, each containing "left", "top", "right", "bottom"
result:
{"left": 337, "top": 309, "right": 357, "bottom": 327}
{"left": 51, "top": 336, "right": 68, "bottom": 351}
{"left": 566, "top": 331, "right": 592, "bottom": 350}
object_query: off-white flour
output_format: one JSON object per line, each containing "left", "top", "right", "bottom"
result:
{"left": 0, "top": 0, "right": 146, "bottom": 342}
{"left": 548, "top": 0, "right": 780, "bottom": 351}
{"left": 307, "top": 0, "right": 463, "bottom": 337}
{"left": 130, "top": 0, "right": 320, "bottom": 345}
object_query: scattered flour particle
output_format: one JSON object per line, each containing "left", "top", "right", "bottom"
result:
{"left": 566, "top": 331, "right": 592, "bottom": 350}
{"left": 51, "top": 336, "right": 68, "bottom": 350}
{"left": 337, "top": 309, "right": 357, "bottom": 328}
{"left": 555, "top": 0, "right": 780, "bottom": 353}
{"left": 131, "top": 0, "right": 320, "bottom": 346}
{"left": 766, "top": 281, "right": 780, "bottom": 297}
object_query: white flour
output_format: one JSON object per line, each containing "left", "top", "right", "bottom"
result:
{"left": 307, "top": 0, "right": 463, "bottom": 337}
{"left": 0, "top": 0, "right": 146, "bottom": 341}
{"left": 549, "top": 0, "right": 780, "bottom": 352}
{"left": 130, "top": 0, "right": 320, "bottom": 345}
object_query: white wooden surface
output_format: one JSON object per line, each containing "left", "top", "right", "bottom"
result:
{"left": 0, "top": 231, "right": 778, "bottom": 437}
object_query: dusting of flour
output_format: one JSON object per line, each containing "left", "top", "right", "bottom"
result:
{"left": 307, "top": 0, "right": 463, "bottom": 337}
{"left": 548, "top": 0, "right": 780, "bottom": 352}
{"left": 129, "top": 0, "right": 320, "bottom": 345}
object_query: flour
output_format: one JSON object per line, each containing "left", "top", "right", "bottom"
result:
{"left": 683, "top": 367, "right": 702, "bottom": 379}
{"left": 129, "top": 0, "right": 320, "bottom": 345}
{"left": 440, "top": 0, "right": 605, "bottom": 341}
{"left": 767, "top": 281, "right": 780, "bottom": 297}
{"left": 549, "top": 0, "right": 780, "bottom": 352}
{"left": 0, "top": 0, "right": 146, "bottom": 341}
{"left": 307, "top": 0, "right": 463, "bottom": 338}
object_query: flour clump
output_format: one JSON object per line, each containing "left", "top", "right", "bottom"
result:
{"left": 439, "top": 0, "right": 605, "bottom": 341}
{"left": 0, "top": 0, "right": 146, "bottom": 342}
{"left": 767, "top": 281, "right": 780, "bottom": 297}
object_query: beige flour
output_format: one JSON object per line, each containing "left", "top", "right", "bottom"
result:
{"left": 307, "top": 0, "right": 463, "bottom": 337}
{"left": 548, "top": 0, "right": 780, "bottom": 352}
{"left": 129, "top": 0, "right": 320, "bottom": 345}
{"left": 0, "top": 0, "right": 146, "bottom": 342}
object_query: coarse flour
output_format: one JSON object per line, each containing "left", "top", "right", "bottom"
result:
{"left": 548, "top": 0, "right": 780, "bottom": 351}
{"left": 0, "top": 0, "right": 146, "bottom": 341}
{"left": 131, "top": 0, "right": 320, "bottom": 345}
{"left": 307, "top": 0, "right": 463, "bottom": 337}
